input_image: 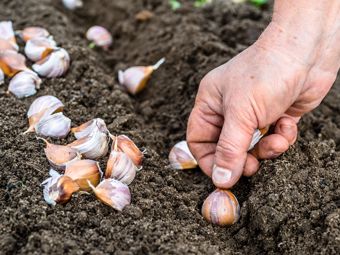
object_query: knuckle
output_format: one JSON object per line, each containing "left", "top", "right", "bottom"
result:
{"left": 216, "top": 138, "right": 241, "bottom": 160}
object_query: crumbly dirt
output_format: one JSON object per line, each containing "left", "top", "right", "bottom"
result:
{"left": 0, "top": 0, "right": 339, "bottom": 254}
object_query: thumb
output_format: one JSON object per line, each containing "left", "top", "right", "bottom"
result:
{"left": 212, "top": 113, "right": 255, "bottom": 189}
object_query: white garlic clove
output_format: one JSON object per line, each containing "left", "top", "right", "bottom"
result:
{"left": 8, "top": 70, "right": 42, "bottom": 98}
{"left": 25, "top": 37, "right": 58, "bottom": 62}
{"left": 105, "top": 150, "right": 137, "bottom": 185}
{"left": 86, "top": 26, "right": 112, "bottom": 49}
{"left": 0, "top": 68, "right": 4, "bottom": 85}
{"left": 88, "top": 178, "right": 131, "bottom": 211}
{"left": 0, "top": 21, "right": 18, "bottom": 51}
{"left": 35, "top": 112, "right": 71, "bottom": 138}
{"left": 20, "top": 26, "right": 50, "bottom": 42}
{"left": 32, "top": 48, "right": 70, "bottom": 78}
{"left": 71, "top": 118, "right": 108, "bottom": 139}
{"left": 0, "top": 50, "right": 28, "bottom": 77}
{"left": 62, "top": 0, "right": 83, "bottom": 10}
{"left": 68, "top": 129, "right": 109, "bottom": 159}
{"left": 0, "top": 38, "right": 18, "bottom": 52}
{"left": 169, "top": 140, "right": 197, "bottom": 170}
{"left": 201, "top": 189, "right": 240, "bottom": 226}
{"left": 118, "top": 58, "right": 165, "bottom": 95}
{"left": 249, "top": 127, "right": 269, "bottom": 150}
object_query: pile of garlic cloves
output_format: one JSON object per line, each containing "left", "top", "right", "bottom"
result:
{"left": 25, "top": 97, "right": 144, "bottom": 210}
{"left": 0, "top": 21, "right": 70, "bottom": 98}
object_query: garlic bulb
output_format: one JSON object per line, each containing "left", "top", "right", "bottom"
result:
{"left": 62, "top": 0, "right": 83, "bottom": 10}
{"left": 38, "top": 137, "right": 81, "bottom": 170}
{"left": 35, "top": 112, "right": 71, "bottom": 138}
{"left": 249, "top": 127, "right": 269, "bottom": 150}
{"left": 68, "top": 129, "right": 109, "bottom": 159}
{"left": 32, "top": 48, "right": 70, "bottom": 78}
{"left": 110, "top": 135, "right": 143, "bottom": 168}
{"left": 25, "top": 37, "right": 58, "bottom": 62}
{"left": 20, "top": 26, "right": 50, "bottom": 42}
{"left": 42, "top": 169, "right": 80, "bottom": 205}
{"left": 0, "top": 38, "right": 17, "bottom": 52}
{"left": 0, "top": 68, "right": 4, "bottom": 85}
{"left": 8, "top": 70, "right": 42, "bottom": 98}
{"left": 88, "top": 179, "right": 131, "bottom": 211}
{"left": 65, "top": 159, "right": 102, "bottom": 191}
{"left": 71, "top": 118, "right": 108, "bottom": 139}
{"left": 169, "top": 140, "right": 197, "bottom": 170}
{"left": 0, "top": 50, "right": 28, "bottom": 77}
{"left": 118, "top": 58, "right": 165, "bottom": 95}
{"left": 86, "top": 26, "right": 112, "bottom": 49}
{"left": 201, "top": 189, "right": 240, "bottom": 226}
{"left": 0, "top": 21, "right": 18, "bottom": 51}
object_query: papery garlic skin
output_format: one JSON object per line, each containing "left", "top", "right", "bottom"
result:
{"left": 8, "top": 70, "right": 42, "bottom": 98}
{"left": 25, "top": 37, "right": 57, "bottom": 62}
{"left": 32, "top": 48, "right": 70, "bottom": 78}
{"left": 0, "top": 21, "right": 18, "bottom": 51}
{"left": 0, "top": 50, "right": 28, "bottom": 77}
{"left": 0, "top": 68, "right": 4, "bottom": 85}
{"left": 201, "top": 189, "right": 240, "bottom": 226}
{"left": 71, "top": 118, "right": 108, "bottom": 139}
{"left": 68, "top": 129, "right": 109, "bottom": 159}
{"left": 86, "top": 26, "right": 112, "bottom": 49}
{"left": 105, "top": 151, "right": 137, "bottom": 185}
{"left": 0, "top": 38, "right": 17, "bottom": 52}
{"left": 169, "top": 140, "right": 197, "bottom": 170}
{"left": 21, "top": 27, "right": 50, "bottom": 42}
{"left": 88, "top": 179, "right": 131, "bottom": 211}
{"left": 62, "top": 0, "right": 83, "bottom": 10}
{"left": 111, "top": 135, "right": 143, "bottom": 168}
{"left": 35, "top": 112, "right": 71, "bottom": 138}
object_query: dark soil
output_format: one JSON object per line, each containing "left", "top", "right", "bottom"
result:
{"left": 0, "top": 0, "right": 339, "bottom": 254}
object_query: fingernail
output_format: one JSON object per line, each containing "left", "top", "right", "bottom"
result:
{"left": 280, "top": 124, "right": 294, "bottom": 134}
{"left": 268, "top": 151, "right": 281, "bottom": 158}
{"left": 212, "top": 165, "right": 232, "bottom": 188}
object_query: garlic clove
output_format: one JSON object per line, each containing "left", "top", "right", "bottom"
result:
{"left": 65, "top": 159, "right": 102, "bottom": 191}
{"left": 0, "top": 68, "right": 4, "bottom": 85}
{"left": 42, "top": 169, "right": 80, "bottom": 205}
{"left": 38, "top": 137, "right": 81, "bottom": 170}
{"left": 201, "top": 189, "right": 240, "bottom": 226}
{"left": 169, "top": 140, "right": 197, "bottom": 170}
{"left": 20, "top": 26, "right": 50, "bottom": 42}
{"left": 68, "top": 129, "right": 109, "bottom": 159}
{"left": 32, "top": 48, "right": 70, "bottom": 78}
{"left": 71, "top": 118, "right": 108, "bottom": 139}
{"left": 8, "top": 70, "right": 42, "bottom": 98}
{"left": 62, "top": 0, "right": 83, "bottom": 10}
{"left": 86, "top": 26, "right": 112, "bottom": 49}
{"left": 0, "top": 21, "right": 18, "bottom": 51}
{"left": 118, "top": 58, "right": 165, "bottom": 95}
{"left": 35, "top": 112, "right": 71, "bottom": 138}
{"left": 88, "top": 178, "right": 131, "bottom": 211}
{"left": 25, "top": 37, "right": 58, "bottom": 62}
{"left": 0, "top": 50, "right": 28, "bottom": 77}
{"left": 105, "top": 150, "right": 137, "bottom": 185}
{"left": 249, "top": 127, "right": 269, "bottom": 150}
{"left": 0, "top": 38, "right": 18, "bottom": 52}
{"left": 110, "top": 134, "right": 143, "bottom": 168}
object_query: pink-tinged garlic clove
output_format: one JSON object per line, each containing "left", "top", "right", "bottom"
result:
{"left": 71, "top": 118, "right": 108, "bottom": 139}
{"left": 118, "top": 58, "right": 165, "bottom": 95}
{"left": 0, "top": 38, "right": 18, "bottom": 52}
{"left": 32, "top": 48, "right": 70, "bottom": 78}
{"left": 86, "top": 26, "right": 112, "bottom": 49}
{"left": 0, "top": 21, "right": 18, "bottom": 51}
{"left": 0, "top": 50, "right": 28, "bottom": 77}
{"left": 20, "top": 26, "right": 50, "bottom": 42}
{"left": 0, "top": 68, "right": 4, "bottom": 85}
{"left": 249, "top": 127, "right": 269, "bottom": 150}
{"left": 169, "top": 140, "right": 197, "bottom": 170}
{"left": 8, "top": 70, "right": 42, "bottom": 98}
{"left": 35, "top": 112, "right": 71, "bottom": 138}
{"left": 25, "top": 37, "right": 58, "bottom": 62}
{"left": 201, "top": 189, "right": 240, "bottom": 226}
{"left": 88, "top": 178, "right": 131, "bottom": 211}
{"left": 62, "top": 0, "right": 83, "bottom": 10}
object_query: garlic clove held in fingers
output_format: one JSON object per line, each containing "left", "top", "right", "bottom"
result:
{"left": 0, "top": 38, "right": 18, "bottom": 52}
{"left": 201, "top": 189, "right": 240, "bottom": 226}
{"left": 248, "top": 127, "right": 269, "bottom": 150}
{"left": 32, "top": 48, "right": 70, "bottom": 78}
{"left": 0, "top": 50, "right": 28, "bottom": 77}
{"left": 64, "top": 159, "right": 102, "bottom": 191}
{"left": 169, "top": 140, "right": 197, "bottom": 170}
{"left": 88, "top": 179, "right": 131, "bottom": 211}
{"left": 86, "top": 26, "right": 112, "bottom": 49}
{"left": 42, "top": 169, "right": 80, "bottom": 205}
{"left": 118, "top": 58, "right": 165, "bottom": 95}
{"left": 0, "top": 21, "right": 18, "bottom": 51}
{"left": 0, "top": 68, "right": 4, "bottom": 85}
{"left": 62, "top": 0, "right": 83, "bottom": 10}
{"left": 38, "top": 137, "right": 81, "bottom": 170}
{"left": 8, "top": 70, "right": 42, "bottom": 98}
{"left": 68, "top": 129, "right": 109, "bottom": 159}
{"left": 20, "top": 26, "right": 50, "bottom": 42}
{"left": 35, "top": 112, "right": 71, "bottom": 138}
{"left": 25, "top": 37, "right": 58, "bottom": 62}
{"left": 71, "top": 118, "right": 108, "bottom": 139}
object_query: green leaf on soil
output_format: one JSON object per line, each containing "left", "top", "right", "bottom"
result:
{"left": 194, "top": 0, "right": 212, "bottom": 8}
{"left": 169, "top": 0, "right": 181, "bottom": 10}
{"left": 249, "top": 0, "right": 268, "bottom": 7}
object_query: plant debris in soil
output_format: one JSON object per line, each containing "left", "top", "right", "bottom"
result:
{"left": 0, "top": 0, "right": 339, "bottom": 254}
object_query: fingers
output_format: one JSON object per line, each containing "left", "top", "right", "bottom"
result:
{"left": 243, "top": 153, "right": 259, "bottom": 177}
{"left": 274, "top": 117, "right": 298, "bottom": 145}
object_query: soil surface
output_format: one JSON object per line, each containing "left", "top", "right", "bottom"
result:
{"left": 0, "top": 0, "right": 339, "bottom": 254}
